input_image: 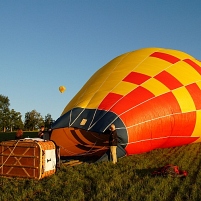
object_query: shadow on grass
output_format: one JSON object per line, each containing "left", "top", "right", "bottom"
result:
{"left": 135, "top": 168, "right": 156, "bottom": 177}
{"left": 60, "top": 155, "right": 101, "bottom": 164}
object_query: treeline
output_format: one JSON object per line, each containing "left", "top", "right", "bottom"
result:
{"left": 0, "top": 94, "right": 54, "bottom": 132}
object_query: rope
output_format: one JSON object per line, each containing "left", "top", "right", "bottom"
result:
{"left": 0, "top": 140, "right": 20, "bottom": 169}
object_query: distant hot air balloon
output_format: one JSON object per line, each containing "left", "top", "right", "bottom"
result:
{"left": 59, "top": 86, "right": 66, "bottom": 93}
{"left": 51, "top": 47, "right": 201, "bottom": 162}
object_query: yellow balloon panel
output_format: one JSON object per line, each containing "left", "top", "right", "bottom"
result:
{"left": 134, "top": 57, "right": 172, "bottom": 77}
{"left": 166, "top": 61, "right": 201, "bottom": 85}
{"left": 192, "top": 110, "right": 201, "bottom": 141}
{"left": 172, "top": 87, "right": 196, "bottom": 112}
{"left": 141, "top": 78, "right": 170, "bottom": 96}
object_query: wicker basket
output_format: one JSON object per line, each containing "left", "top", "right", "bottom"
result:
{"left": 0, "top": 139, "right": 59, "bottom": 179}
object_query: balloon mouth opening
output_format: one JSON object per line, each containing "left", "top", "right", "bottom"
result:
{"left": 50, "top": 127, "right": 109, "bottom": 161}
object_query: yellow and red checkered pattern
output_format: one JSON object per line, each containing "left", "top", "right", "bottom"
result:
{"left": 55, "top": 47, "right": 201, "bottom": 156}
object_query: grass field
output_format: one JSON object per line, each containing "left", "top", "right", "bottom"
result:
{"left": 1, "top": 134, "right": 201, "bottom": 200}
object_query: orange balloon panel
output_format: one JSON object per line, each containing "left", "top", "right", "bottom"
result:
{"left": 52, "top": 47, "right": 201, "bottom": 160}
{"left": 51, "top": 127, "right": 109, "bottom": 157}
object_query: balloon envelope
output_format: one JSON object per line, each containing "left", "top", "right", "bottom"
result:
{"left": 51, "top": 47, "right": 201, "bottom": 161}
{"left": 59, "top": 86, "right": 66, "bottom": 93}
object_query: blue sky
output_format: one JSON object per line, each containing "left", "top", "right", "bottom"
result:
{"left": 0, "top": 0, "right": 201, "bottom": 121}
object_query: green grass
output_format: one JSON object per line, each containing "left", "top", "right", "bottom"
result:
{"left": 1, "top": 139, "right": 201, "bottom": 200}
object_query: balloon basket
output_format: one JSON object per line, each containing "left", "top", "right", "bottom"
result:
{"left": 0, "top": 139, "right": 60, "bottom": 179}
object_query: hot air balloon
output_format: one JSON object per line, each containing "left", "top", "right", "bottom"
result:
{"left": 51, "top": 47, "right": 201, "bottom": 161}
{"left": 59, "top": 86, "right": 66, "bottom": 93}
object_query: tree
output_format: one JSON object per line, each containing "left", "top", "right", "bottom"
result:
{"left": 0, "top": 95, "right": 10, "bottom": 132}
{"left": 44, "top": 113, "right": 54, "bottom": 129}
{"left": 9, "top": 109, "right": 23, "bottom": 131}
{"left": 24, "top": 110, "right": 44, "bottom": 131}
